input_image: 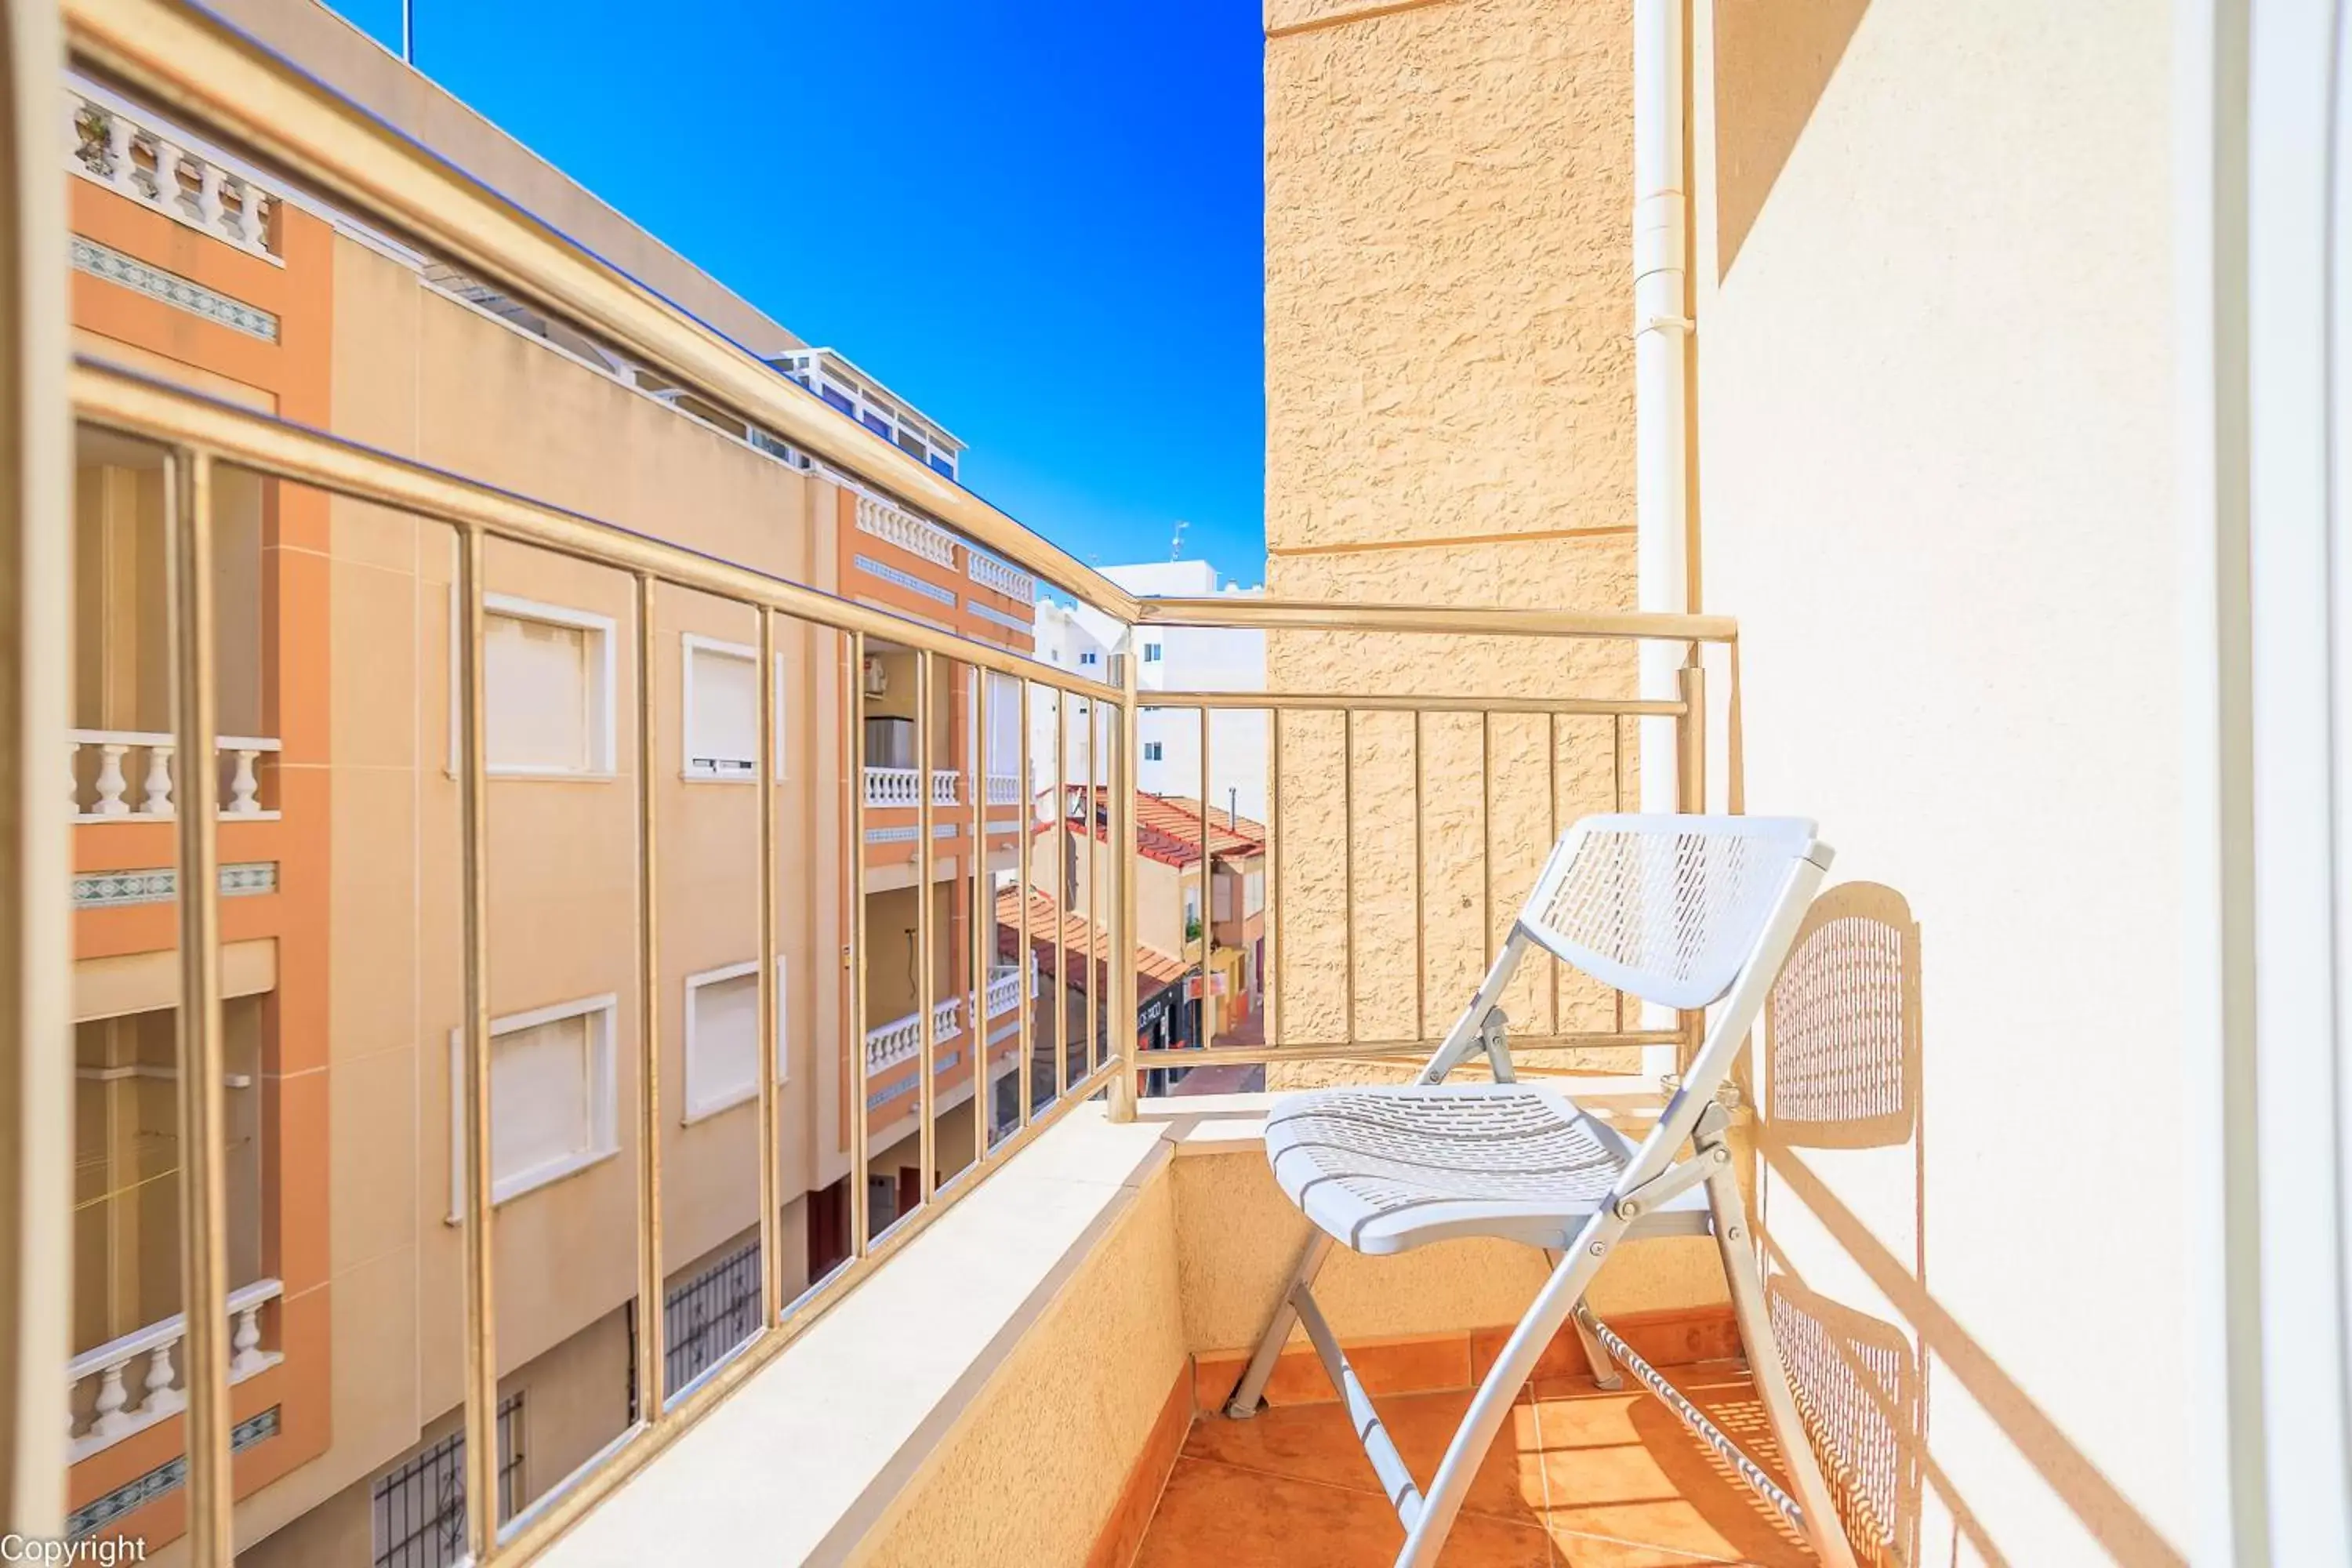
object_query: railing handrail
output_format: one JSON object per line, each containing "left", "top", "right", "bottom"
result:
{"left": 1129, "top": 596, "right": 1739, "bottom": 642}
{"left": 67, "top": 1276, "right": 283, "bottom": 1379}
{"left": 65, "top": 0, "right": 1143, "bottom": 623}
{"left": 74, "top": 358, "right": 1127, "bottom": 704}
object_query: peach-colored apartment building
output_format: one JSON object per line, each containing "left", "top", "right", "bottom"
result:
{"left": 57, "top": 5, "right": 1047, "bottom": 1558}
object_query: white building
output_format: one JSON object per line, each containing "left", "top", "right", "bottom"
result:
{"left": 1030, "top": 561, "right": 1265, "bottom": 822}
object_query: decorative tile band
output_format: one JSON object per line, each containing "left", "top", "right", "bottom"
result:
{"left": 964, "top": 598, "right": 1035, "bottom": 634}
{"left": 862, "top": 826, "right": 962, "bottom": 845}
{"left": 68, "top": 1405, "right": 279, "bottom": 1540}
{"left": 71, "top": 234, "right": 279, "bottom": 342}
{"left": 74, "top": 860, "right": 278, "bottom": 909}
{"left": 865, "top": 1049, "right": 964, "bottom": 1112}
{"left": 852, "top": 554, "right": 958, "bottom": 608}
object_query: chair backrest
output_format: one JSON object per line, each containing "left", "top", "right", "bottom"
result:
{"left": 1519, "top": 815, "right": 1825, "bottom": 1011}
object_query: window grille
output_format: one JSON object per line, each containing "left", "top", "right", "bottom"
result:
{"left": 370, "top": 1393, "right": 523, "bottom": 1568}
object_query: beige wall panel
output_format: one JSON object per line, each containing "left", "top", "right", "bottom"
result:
{"left": 1696, "top": 0, "right": 2184, "bottom": 1558}
{"left": 857, "top": 1167, "right": 1186, "bottom": 1568}
{"left": 1266, "top": 0, "right": 1632, "bottom": 555}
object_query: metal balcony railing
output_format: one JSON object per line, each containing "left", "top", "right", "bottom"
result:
{"left": 42, "top": 8, "right": 1744, "bottom": 1561}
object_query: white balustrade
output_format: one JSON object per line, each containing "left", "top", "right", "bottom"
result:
{"left": 931, "top": 769, "right": 960, "bottom": 806}
{"left": 985, "top": 966, "right": 1026, "bottom": 1019}
{"left": 864, "top": 998, "right": 966, "bottom": 1075}
{"left": 864, "top": 766, "right": 918, "bottom": 808}
{"left": 985, "top": 772, "right": 1022, "bottom": 806}
{"left": 854, "top": 494, "right": 959, "bottom": 568}
{"left": 966, "top": 551, "right": 1039, "bottom": 605}
{"left": 64, "top": 88, "right": 278, "bottom": 261}
{"left": 67, "top": 1279, "right": 284, "bottom": 1461}
{"left": 69, "top": 731, "right": 281, "bottom": 821}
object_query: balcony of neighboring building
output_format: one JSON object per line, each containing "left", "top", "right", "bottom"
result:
{"left": 859, "top": 646, "right": 1025, "bottom": 886}
{"left": 833, "top": 485, "right": 1039, "bottom": 653}
{"left": 69, "top": 429, "right": 289, "bottom": 958}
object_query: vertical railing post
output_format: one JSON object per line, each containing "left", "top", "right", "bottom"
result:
{"left": 632, "top": 574, "right": 662, "bottom": 1423}
{"left": 1016, "top": 680, "right": 1033, "bottom": 1132}
{"left": 968, "top": 670, "right": 990, "bottom": 1156}
{"left": 1054, "top": 691, "right": 1069, "bottom": 1097}
{"left": 168, "top": 448, "right": 230, "bottom": 1567}
{"left": 454, "top": 523, "right": 499, "bottom": 1560}
{"left": 1675, "top": 659, "right": 1707, "bottom": 1075}
{"left": 1107, "top": 650, "right": 1137, "bottom": 1120}
{"left": 756, "top": 608, "right": 780, "bottom": 1319}
{"left": 1266, "top": 710, "right": 1282, "bottom": 1054}
{"left": 916, "top": 649, "right": 937, "bottom": 1202}
{"left": 846, "top": 633, "right": 869, "bottom": 1258}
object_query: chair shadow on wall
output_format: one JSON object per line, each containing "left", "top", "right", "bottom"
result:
{"left": 1755, "top": 884, "right": 2183, "bottom": 1568}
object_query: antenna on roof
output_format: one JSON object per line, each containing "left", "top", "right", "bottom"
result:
{"left": 1169, "top": 519, "right": 1188, "bottom": 561}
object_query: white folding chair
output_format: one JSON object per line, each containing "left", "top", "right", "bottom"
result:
{"left": 1222, "top": 813, "right": 1860, "bottom": 1568}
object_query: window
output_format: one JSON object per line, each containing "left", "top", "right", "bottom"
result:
{"left": 448, "top": 996, "right": 619, "bottom": 1213}
{"left": 1246, "top": 869, "right": 1266, "bottom": 916}
{"left": 861, "top": 411, "right": 892, "bottom": 441}
{"left": 1144, "top": 742, "right": 1164, "bottom": 761}
{"left": 1079, "top": 650, "right": 1099, "bottom": 666}
{"left": 1142, "top": 642, "right": 1163, "bottom": 662}
{"left": 463, "top": 594, "right": 615, "bottom": 776}
{"left": 681, "top": 635, "right": 784, "bottom": 781}
{"left": 683, "top": 960, "right": 788, "bottom": 1123}
{"left": 928, "top": 453, "right": 956, "bottom": 478}
{"left": 820, "top": 384, "right": 855, "bottom": 416}
{"left": 371, "top": 1394, "right": 523, "bottom": 1568}
{"left": 661, "top": 1240, "right": 763, "bottom": 1397}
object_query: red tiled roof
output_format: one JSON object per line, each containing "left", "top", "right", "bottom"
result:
{"left": 1037, "top": 787, "right": 1265, "bottom": 869}
{"left": 995, "top": 886, "right": 1189, "bottom": 998}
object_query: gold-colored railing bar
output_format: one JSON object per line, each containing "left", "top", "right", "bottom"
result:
{"left": 71, "top": 361, "right": 1125, "bottom": 706}
{"left": 1547, "top": 711, "right": 1561, "bottom": 1039}
{"left": 631, "top": 573, "right": 664, "bottom": 1421}
{"left": 916, "top": 648, "right": 937, "bottom": 1207}
{"left": 1086, "top": 688, "right": 1102, "bottom": 1083}
{"left": 1131, "top": 1033, "right": 1685, "bottom": 1072}
{"left": 757, "top": 608, "right": 781, "bottom": 1320}
{"left": 1411, "top": 710, "right": 1425, "bottom": 1042}
{"left": 1267, "top": 710, "right": 1283, "bottom": 1051}
{"left": 1154, "top": 690, "right": 1684, "bottom": 717}
{"left": 453, "top": 522, "right": 499, "bottom": 1562}
{"left": 969, "top": 669, "right": 989, "bottom": 1159}
{"left": 5, "top": 0, "right": 71, "bottom": 1520}
{"left": 64, "top": 0, "right": 1141, "bottom": 624}
{"left": 1199, "top": 705, "right": 1211, "bottom": 985}
{"left": 1109, "top": 651, "right": 1138, "bottom": 1118}
{"left": 1055, "top": 694, "right": 1070, "bottom": 1094}
{"left": 1613, "top": 714, "right": 1628, "bottom": 1037}
{"left": 168, "top": 448, "right": 230, "bottom": 1567}
{"left": 1675, "top": 661, "right": 1708, "bottom": 1075}
{"left": 847, "top": 632, "right": 869, "bottom": 1261}
{"left": 1727, "top": 638, "right": 1747, "bottom": 815}
{"left": 1342, "top": 706, "right": 1356, "bottom": 1047}
{"left": 1131, "top": 597, "right": 1737, "bottom": 642}
{"left": 1016, "top": 679, "right": 1033, "bottom": 1133}
{"left": 1481, "top": 710, "right": 1495, "bottom": 977}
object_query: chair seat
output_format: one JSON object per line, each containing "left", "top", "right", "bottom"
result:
{"left": 1263, "top": 1083, "right": 1713, "bottom": 1256}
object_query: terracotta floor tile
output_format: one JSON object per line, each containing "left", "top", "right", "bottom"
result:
{"left": 1182, "top": 1391, "right": 1547, "bottom": 1526}
{"left": 1530, "top": 1370, "right": 1812, "bottom": 1568}
{"left": 1136, "top": 1364, "right": 1821, "bottom": 1568}
{"left": 1132, "top": 1457, "right": 1558, "bottom": 1568}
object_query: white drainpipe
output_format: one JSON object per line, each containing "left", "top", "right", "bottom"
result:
{"left": 1633, "top": 0, "right": 1692, "bottom": 1078}
{"left": 1633, "top": 0, "right": 1691, "bottom": 819}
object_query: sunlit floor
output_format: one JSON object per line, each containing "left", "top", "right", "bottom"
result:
{"left": 1134, "top": 1362, "right": 1816, "bottom": 1567}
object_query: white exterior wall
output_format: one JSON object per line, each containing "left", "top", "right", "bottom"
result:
{"left": 1693, "top": 2, "right": 2190, "bottom": 1564}
{"left": 1029, "top": 562, "right": 1268, "bottom": 820}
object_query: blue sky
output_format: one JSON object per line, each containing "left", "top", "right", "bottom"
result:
{"left": 325, "top": 0, "right": 1267, "bottom": 583}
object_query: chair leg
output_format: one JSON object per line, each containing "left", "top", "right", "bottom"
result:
{"left": 1395, "top": 1221, "right": 1618, "bottom": 1568}
{"left": 1544, "top": 1247, "right": 1623, "bottom": 1389}
{"left": 1700, "top": 1134, "right": 1863, "bottom": 1568}
{"left": 1224, "top": 1229, "right": 1334, "bottom": 1418}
